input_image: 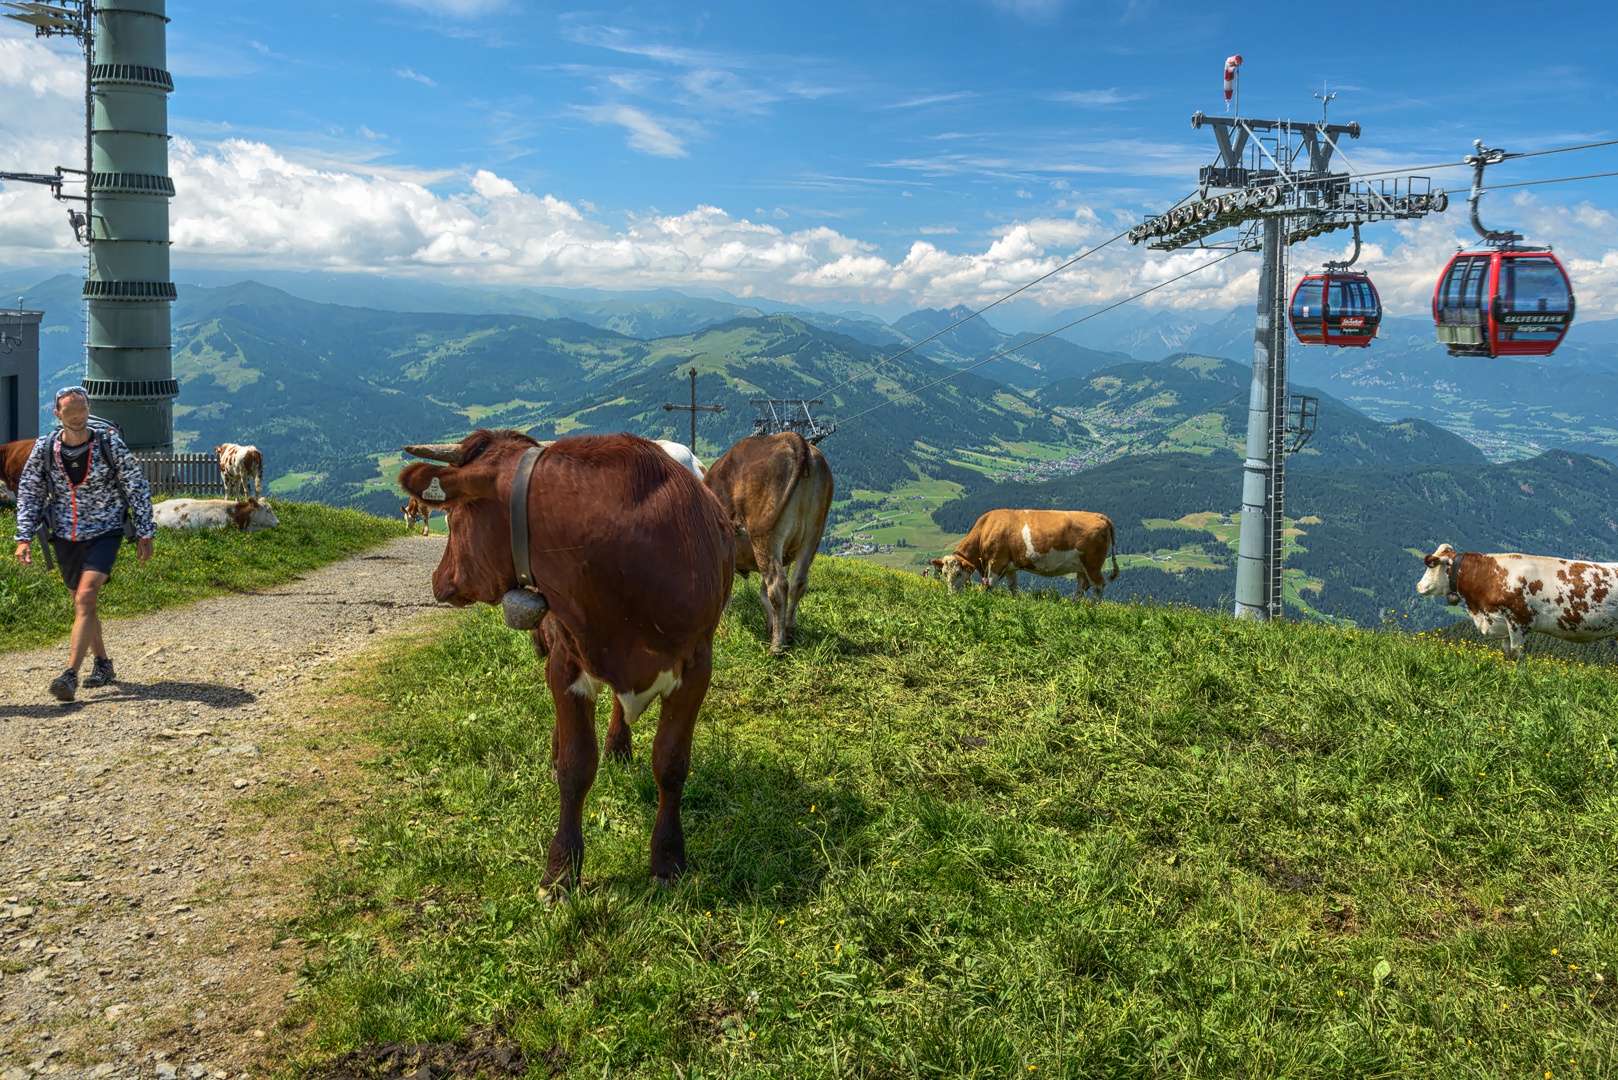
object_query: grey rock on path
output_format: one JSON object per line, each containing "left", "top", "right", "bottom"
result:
{"left": 0, "top": 536, "right": 449, "bottom": 1079}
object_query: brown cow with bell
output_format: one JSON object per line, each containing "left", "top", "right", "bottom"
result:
{"left": 399, "top": 430, "right": 734, "bottom": 890}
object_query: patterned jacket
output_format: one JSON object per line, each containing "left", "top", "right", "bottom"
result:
{"left": 13, "top": 424, "right": 157, "bottom": 543}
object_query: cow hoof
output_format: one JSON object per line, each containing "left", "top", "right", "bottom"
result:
{"left": 537, "top": 884, "right": 570, "bottom": 905}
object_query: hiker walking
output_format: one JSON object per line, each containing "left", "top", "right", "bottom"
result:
{"left": 12, "top": 386, "right": 156, "bottom": 701}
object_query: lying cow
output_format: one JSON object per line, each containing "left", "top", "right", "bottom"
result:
{"left": 154, "top": 497, "right": 280, "bottom": 532}
{"left": 215, "top": 443, "right": 263, "bottom": 498}
{"left": 400, "top": 495, "right": 451, "bottom": 536}
{"left": 933, "top": 509, "right": 1119, "bottom": 600}
{"left": 1417, "top": 543, "right": 1618, "bottom": 658}
{"left": 705, "top": 432, "right": 834, "bottom": 654}
{"left": 399, "top": 430, "right": 734, "bottom": 889}
{"left": 655, "top": 440, "right": 707, "bottom": 479}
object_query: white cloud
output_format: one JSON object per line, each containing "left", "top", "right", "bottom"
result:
{"left": 395, "top": 68, "right": 437, "bottom": 86}
{"left": 385, "top": 0, "right": 506, "bottom": 15}
{"left": 574, "top": 104, "right": 692, "bottom": 158}
{"left": 988, "top": 0, "right": 1064, "bottom": 19}
{"left": 1045, "top": 88, "right": 1141, "bottom": 107}
{"left": 4, "top": 28, "right": 1616, "bottom": 321}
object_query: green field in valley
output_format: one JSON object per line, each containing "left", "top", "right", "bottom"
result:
{"left": 275, "top": 559, "right": 1618, "bottom": 1078}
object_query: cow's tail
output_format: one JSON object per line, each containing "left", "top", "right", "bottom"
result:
{"left": 1107, "top": 518, "right": 1120, "bottom": 581}
{"left": 779, "top": 430, "right": 811, "bottom": 516}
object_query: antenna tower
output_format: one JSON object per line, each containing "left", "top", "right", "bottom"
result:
{"left": 3, "top": 0, "right": 178, "bottom": 450}
{"left": 1128, "top": 97, "right": 1448, "bottom": 620}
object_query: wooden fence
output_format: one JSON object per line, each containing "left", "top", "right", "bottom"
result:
{"left": 134, "top": 452, "right": 226, "bottom": 497}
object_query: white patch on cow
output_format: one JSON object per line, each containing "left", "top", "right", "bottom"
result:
{"left": 616, "top": 667, "right": 682, "bottom": 724}
{"left": 1021, "top": 523, "right": 1037, "bottom": 560}
{"left": 421, "top": 477, "right": 447, "bottom": 502}
{"left": 569, "top": 671, "right": 605, "bottom": 699}
{"left": 1030, "top": 547, "right": 1083, "bottom": 576}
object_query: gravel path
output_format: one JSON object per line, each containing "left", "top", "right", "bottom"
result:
{"left": 1, "top": 536, "right": 449, "bottom": 1080}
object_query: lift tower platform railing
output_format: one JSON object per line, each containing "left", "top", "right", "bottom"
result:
{"left": 1129, "top": 109, "right": 1448, "bottom": 620}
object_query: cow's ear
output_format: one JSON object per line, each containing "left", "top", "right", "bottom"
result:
{"left": 929, "top": 558, "right": 943, "bottom": 569}
{"left": 399, "top": 462, "right": 495, "bottom": 504}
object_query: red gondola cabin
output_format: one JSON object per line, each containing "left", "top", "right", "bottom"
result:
{"left": 1289, "top": 272, "right": 1381, "bottom": 347}
{"left": 1432, "top": 251, "right": 1574, "bottom": 358}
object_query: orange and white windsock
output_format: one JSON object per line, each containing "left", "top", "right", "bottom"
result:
{"left": 1223, "top": 54, "right": 1243, "bottom": 109}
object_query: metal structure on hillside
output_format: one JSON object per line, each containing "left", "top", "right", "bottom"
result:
{"left": 3, "top": 0, "right": 177, "bottom": 450}
{"left": 661, "top": 367, "right": 725, "bottom": 451}
{"left": 1129, "top": 105, "right": 1448, "bottom": 620}
{"left": 749, "top": 397, "right": 835, "bottom": 444}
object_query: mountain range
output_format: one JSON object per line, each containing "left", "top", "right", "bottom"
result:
{"left": 13, "top": 272, "right": 1618, "bottom": 628}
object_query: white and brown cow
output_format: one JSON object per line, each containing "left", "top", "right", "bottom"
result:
{"left": 401, "top": 495, "right": 451, "bottom": 536}
{"left": 154, "top": 497, "right": 280, "bottom": 532}
{"left": 1417, "top": 543, "right": 1618, "bottom": 658}
{"left": 655, "top": 440, "right": 707, "bottom": 479}
{"left": 215, "top": 443, "right": 264, "bottom": 498}
{"left": 705, "top": 432, "right": 834, "bottom": 654}
{"left": 932, "top": 509, "right": 1119, "bottom": 600}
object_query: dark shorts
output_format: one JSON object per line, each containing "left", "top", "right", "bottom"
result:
{"left": 50, "top": 531, "right": 124, "bottom": 591}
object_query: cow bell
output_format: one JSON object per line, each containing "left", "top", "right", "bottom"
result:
{"left": 501, "top": 588, "right": 549, "bottom": 630}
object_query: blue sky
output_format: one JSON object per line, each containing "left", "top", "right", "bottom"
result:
{"left": 3, "top": 0, "right": 1616, "bottom": 315}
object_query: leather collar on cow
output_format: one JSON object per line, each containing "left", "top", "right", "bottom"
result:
{"left": 509, "top": 444, "right": 545, "bottom": 589}
{"left": 1446, "top": 551, "right": 1467, "bottom": 606}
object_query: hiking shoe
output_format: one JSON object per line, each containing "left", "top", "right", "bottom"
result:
{"left": 49, "top": 669, "right": 79, "bottom": 702}
{"left": 82, "top": 656, "right": 116, "bottom": 688}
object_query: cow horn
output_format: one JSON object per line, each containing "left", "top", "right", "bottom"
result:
{"left": 403, "top": 443, "right": 464, "bottom": 464}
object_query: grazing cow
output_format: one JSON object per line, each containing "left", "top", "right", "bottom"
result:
{"left": 932, "top": 509, "right": 1119, "bottom": 600}
{"left": 399, "top": 430, "right": 734, "bottom": 889}
{"left": 1417, "top": 543, "right": 1618, "bottom": 658}
{"left": 655, "top": 440, "right": 707, "bottom": 479}
{"left": 400, "top": 495, "right": 451, "bottom": 536}
{"left": 154, "top": 497, "right": 280, "bottom": 532}
{"left": 704, "top": 432, "right": 834, "bottom": 654}
{"left": 215, "top": 443, "right": 263, "bottom": 498}
{"left": 3, "top": 437, "right": 32, "bottom": 498}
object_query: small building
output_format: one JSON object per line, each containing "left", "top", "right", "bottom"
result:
{"left": 0, "top": 304, "right": 42, "bottom": 444}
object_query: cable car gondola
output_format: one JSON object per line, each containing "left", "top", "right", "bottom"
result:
{"left": 1433, "top": 142, "right": 1575, "bottom": 358}
{"left": 1290, "top": 226, "right": 1381, "bottom": 347}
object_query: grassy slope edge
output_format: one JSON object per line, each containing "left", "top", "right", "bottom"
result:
{"left": 0, "top": 502, "right": 407, "bottom": 653}
{"left": 282, "top": 559, "right": 1617, "bottom": 1079}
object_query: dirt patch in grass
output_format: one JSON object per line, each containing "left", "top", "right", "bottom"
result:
{"left": 321, "top": 1024, "right": 526, "bottom": 1080}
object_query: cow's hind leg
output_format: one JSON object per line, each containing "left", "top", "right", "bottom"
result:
{"left": 754, "top": 541, "right": 790, "bottom": 653}
{"left": 604, "top": 698, "right": 633, "bottom": 763}
{"left": 648, "top": 645, "right": 712, "bottom": 882}
{"left": 1085, "top": 563, "right": 1105, "bottom": 603}
{"left": 783, "top": 549, "right": 815, "bottom": 646}
{"left": 542, "top": 649, "right": 601, "bottom": 892}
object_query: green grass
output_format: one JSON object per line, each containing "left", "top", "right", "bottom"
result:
{"left": 285, "top": 560, "right": 1618, "bottom": 1078}
{"left": 0, "top": 501, "right": 406, "bottom": 652}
